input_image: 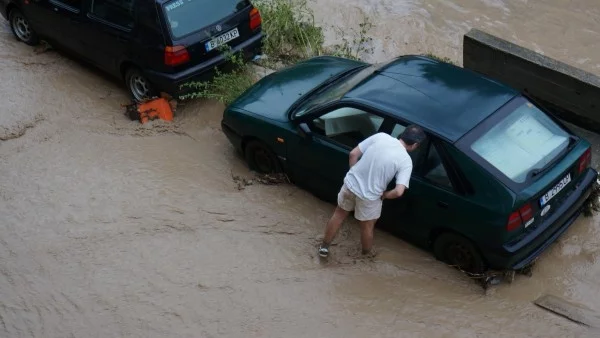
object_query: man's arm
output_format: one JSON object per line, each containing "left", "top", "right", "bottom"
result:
{"left": 382, "top": 184, "right": 406, "bottom": 200}
{"left": 382, "top": 162, "right": 413, "bottom": 200}
{"left": 349, "top": 146, "right": 362, "bottom": 167}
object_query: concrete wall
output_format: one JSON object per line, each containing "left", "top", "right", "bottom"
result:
{"left": 463, "top": 28, "right": 600, "bottom": 133}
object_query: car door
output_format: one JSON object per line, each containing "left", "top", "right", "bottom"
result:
{"left": 286, "top": 103, "right": 388, "bottom": 203}
{"left": 25, "top": 0, "right": 82, "bottom": 48}
{"left": 77, "top": 0, "right": 136, "bottom": 76}
{"left": 379, "top": 133, "right": 462, "bottom": 244}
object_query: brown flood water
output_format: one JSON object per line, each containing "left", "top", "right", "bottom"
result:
{"left": 1, "top": 1, "right": 600, "bottom": 337}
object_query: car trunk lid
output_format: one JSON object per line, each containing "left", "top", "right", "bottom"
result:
{"left": 506, "top": 140, "right": 591, "bottom": 239}
{"left": 159, "top": 0, "right": 258, "bottom": 70}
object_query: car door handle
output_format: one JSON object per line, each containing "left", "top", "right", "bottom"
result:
{"left": 437, "top": 201, "right": 449, "bottom": 209}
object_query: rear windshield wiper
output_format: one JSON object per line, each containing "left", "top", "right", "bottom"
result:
{"left": 526, "top": 135, "right": 579, "bottom": 180}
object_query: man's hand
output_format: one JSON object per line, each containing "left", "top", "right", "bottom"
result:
{"left": 381, "top": 184, "right": 407, "bottom": 200}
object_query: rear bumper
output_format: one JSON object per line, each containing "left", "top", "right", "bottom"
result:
{"left": 487, "top": 168, "right": 599, "bottom": 270}
{"left": 144, "top": 33, "right": 264, "bottom": 97}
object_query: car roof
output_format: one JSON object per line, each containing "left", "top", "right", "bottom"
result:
{"left": 343, "top": 55, "right": 519, "bottom": 143}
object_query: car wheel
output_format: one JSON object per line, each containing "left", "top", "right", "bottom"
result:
{"left": 125, "top": 68, "right": 155, "bottom": 102}
{"left": 244, "top": 140, "right": 281, "bottom": 174}
{"left": 9, "top": 9, "right": 39, "bottom": 46}
{"left": 433, "top": 232, "right": 486, "bottom": 275}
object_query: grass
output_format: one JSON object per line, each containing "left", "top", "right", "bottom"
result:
{"left": 254, "top": 0, "right": 325, "bottom": 65}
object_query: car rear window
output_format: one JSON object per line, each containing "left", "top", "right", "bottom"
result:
{"left": 162, "top": 0, "right": 249, "bottom": 39}
{"left": 469, "top": 98, "right": 570, "bottom": 184}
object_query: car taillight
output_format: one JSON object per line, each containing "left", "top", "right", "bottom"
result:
{"left": 578, "top": 148, "right": 592, "bottom": 173}
{"left": 507, "top": 203, "right": 534, "bottom": 231}
{"left": 249, "top": 7, "right": 261, "bottom": 30}
{"left": 164, "top": 45, "right": 190, "bottom": 66}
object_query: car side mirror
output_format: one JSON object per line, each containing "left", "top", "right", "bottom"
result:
{"left": 298, "top": 123, "right": 312, "bottom": 139}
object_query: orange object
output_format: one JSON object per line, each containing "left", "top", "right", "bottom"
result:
{"left": 138, "top": 98, "right": 174, "bottom": 124}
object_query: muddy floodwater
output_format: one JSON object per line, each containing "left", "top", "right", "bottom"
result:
{"left": 1, "top": 1, "right": 600, "bottom": 337}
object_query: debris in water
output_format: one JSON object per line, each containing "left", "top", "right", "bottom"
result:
{"left": 231, "top": 172, "right": 290, "bottom": 190}
{"left": 33, "top": 40, "right": 52, "bottom": 54}
{"left": 123, "top": 92, "right": 177, "bottom": 124}
{"left": 534, "top": 294, "right": 600, "bottom": 328}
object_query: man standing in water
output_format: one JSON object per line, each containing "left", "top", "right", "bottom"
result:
{"left": 318, "top": 125, "right": 426, "bottom": 258}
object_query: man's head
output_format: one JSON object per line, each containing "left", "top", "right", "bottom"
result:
{"left": 398, "top": 125, "right": 426, "bottom": 152}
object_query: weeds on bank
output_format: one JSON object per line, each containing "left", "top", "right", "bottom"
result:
{"left": 329, "top": 17, "right": 375, "bottom": 60}
{"left": 179, "top": 47, "right": 255, "bottom": 104}
{"left": 254, "top": 0, "right": 325, "bottom": 65}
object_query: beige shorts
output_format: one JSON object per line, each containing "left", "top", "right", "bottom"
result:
{"left": 337, "top": 184, "right": 382, "bottom": 221}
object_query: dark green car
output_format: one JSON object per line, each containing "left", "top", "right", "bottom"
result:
{"left": 221, "top": 55, "right": 598, "bottom": 275}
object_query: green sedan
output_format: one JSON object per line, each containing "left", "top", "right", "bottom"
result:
{"left": 221, "top": 55, "right": 598, "bottom": 276}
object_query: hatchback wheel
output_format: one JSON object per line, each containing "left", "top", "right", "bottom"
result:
{"left": 9, "top": 9, "right": 39, "bottom": 46}
{"left": 244, "top": 140, "right": 281, "bottom": 174}
{"left": 433, "top": 232, "right": 486, "bottom": 275}
{"left": 125, "top": 68, "right": 155, "bottom": 102}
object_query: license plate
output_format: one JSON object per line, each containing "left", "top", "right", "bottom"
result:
{"left": 540, "top": 173, "right": 572, "bottom": 206}
{"left": 205, "top": 28, "right": 240, "bottom": 52}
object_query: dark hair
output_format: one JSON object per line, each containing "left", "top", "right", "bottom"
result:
{"left": 399, "top": 125, "right": 426, "bottom": 145}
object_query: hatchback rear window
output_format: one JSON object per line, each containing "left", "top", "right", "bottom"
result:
{"left": 469, "top": 98, "right": 570, "bottom": 183}
{"left": 163, "top": 0, "right": 249, "bottom": 39}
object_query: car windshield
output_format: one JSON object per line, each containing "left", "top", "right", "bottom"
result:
{"left": 163, "top": 0, "right": 249, "bottom": 39}
{"left": 293, "top": 64, "right": 381, "bottom": 117}
{"left": 469, "top": 98, "right": 571, "bottom": 183}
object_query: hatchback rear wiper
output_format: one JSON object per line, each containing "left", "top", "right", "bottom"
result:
{"left": 526, "top": 135, "right": 579, "bottom": 180}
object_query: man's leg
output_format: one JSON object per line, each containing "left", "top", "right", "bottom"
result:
{"left": 323, "top": 206, "right": 350, "bottom": 245}
{"left": 359, "top": 219, "right": 377, "bottom": 254}
{"left": 319, "top": 185, "right": 354, "bottom": 257}
{"left": 355, "top": 197, "right": 382, "bottom": 255}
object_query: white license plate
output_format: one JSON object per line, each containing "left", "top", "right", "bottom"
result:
{"left": 540, "top": 173, "right": 572, "bottom": 206}
{"left": 205, "top": 28, "right": 240, "bottom": 51}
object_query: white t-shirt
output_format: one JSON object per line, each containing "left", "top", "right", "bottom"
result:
{"left": 343, "top": 132, "right": 413, "bottom": 201}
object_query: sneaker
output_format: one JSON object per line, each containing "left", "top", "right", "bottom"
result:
{"left": 318, "top": 245, "right": 329, "bottom": 258}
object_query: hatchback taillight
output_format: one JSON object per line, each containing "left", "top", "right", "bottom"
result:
{"left": 249, "top": 7, "right": 261, "bottom": 30}
{"left": 507, "top": 203, "right": 534, "bottom": 231}
{"left": 578, "top": 148, "right": 592, "bottom": 173}
{"left": 164, "top": 45, "right": 190, "bottom": 66}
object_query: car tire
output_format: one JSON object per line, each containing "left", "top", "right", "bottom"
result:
{"left": 433, "top": 232, "right": 487, "bottom": 275}
{"left": 244, "top": 140, "right": 281, "bottom": 174}
{"left": 9, "top": 9, "right": 39, "bottom": 46}
{"left": 125, "top": 67, "right": 155, "bottom": 102}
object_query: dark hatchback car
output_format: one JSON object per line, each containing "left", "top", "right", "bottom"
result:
{"left": 0, "top": 0, "right": 263, "bottom": 100}
{"left": 221, "top": 55, "right": 599, "bottom": 277}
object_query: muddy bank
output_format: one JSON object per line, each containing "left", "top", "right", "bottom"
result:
{"left": 1, "top": 4, "right": 600, "bottom": 338}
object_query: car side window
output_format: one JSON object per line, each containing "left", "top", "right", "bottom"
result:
{"left": 90, "top": 0, "right": 135, "bottom": 29}
{"left": 423, "top": 143, "right": 454, "bottom": 190}
{"left": 51, "top": 0, "right": 81, "bottom": 10}
{"left": 310, "top": 106, "right": 385, "bottom": 149}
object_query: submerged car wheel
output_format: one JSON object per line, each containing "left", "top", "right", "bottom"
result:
{"left": 125, "top": 68, "right": 155, "bottom": 102}
{"left": 433, "top": 232, "right": 486, "bottom": 275}
{"left": 9, "top": 9, "right": 39, "bottom": 46}
{"left": 244, "top": 140, "right": 281, "bottom": 174}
